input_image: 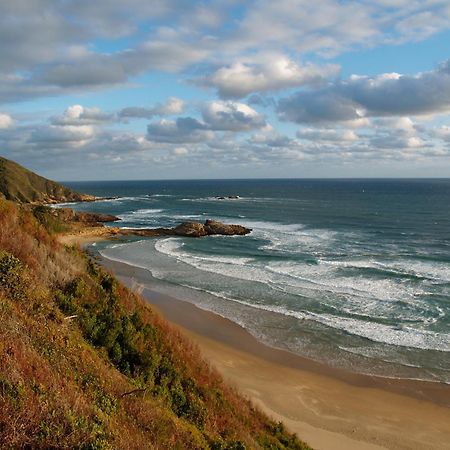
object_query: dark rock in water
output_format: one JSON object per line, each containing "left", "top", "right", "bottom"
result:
{"left": 215, "top": 195, "right": 240, "bottom": 200}
{"left": 171, "top": 220, "right": 251, "bottom": 237}
{"left": 204, "top": 219, "right": 249, "bottom": 235}
{"left": 173, "top": 221, "right": 208, "bottom": 237}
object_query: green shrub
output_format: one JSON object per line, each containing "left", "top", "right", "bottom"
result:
{"left": 0, "top": 251, "right": 26, "bottom": 300}
{"left": 32, "top": 205, "right": 68, "bottom": 233}
{"left": 0, "top": 377, "right": 24, "bottom": 407}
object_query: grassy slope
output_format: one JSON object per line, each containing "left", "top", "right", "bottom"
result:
{"left": 0, "top": 156, "right": 89, "bottom": 203}
{"left": 0, "top": 199, "right": 312, "bottom": 450}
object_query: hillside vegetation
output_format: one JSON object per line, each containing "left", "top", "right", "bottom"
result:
{"left": 0, "top": 199, "right": 311, "bottom": 449}
{"left": 0, "top": 156, "right": 94, "bottom": 203}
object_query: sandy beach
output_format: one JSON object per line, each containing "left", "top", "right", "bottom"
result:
{"left": 61, "top": 232, "right": 450, "bottom": 450}
{"left": 99, "top": 255, "right": 450, "bottom": 450}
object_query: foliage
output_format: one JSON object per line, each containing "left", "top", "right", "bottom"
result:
{"left": 0, "top": 155, "right": 85, "bottom": 203}
{"left": 0, "top": 251, "right": 26, "bottom": 301}
{"left": 32, "top": 205, "right": 69, "bottom": 233}
{"left": 0, "top": 198, "right": 312, "bottom": 449}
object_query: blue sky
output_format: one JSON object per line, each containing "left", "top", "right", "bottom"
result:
{"left": 1, "top": 0, "right": 450, "bottom": 180}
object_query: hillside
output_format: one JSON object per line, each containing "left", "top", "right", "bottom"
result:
{"left": 0, "top": 156, "right": 95, "bottom": 203}
{"left": 0, "top": 198, "right": 311, "bottom": 449}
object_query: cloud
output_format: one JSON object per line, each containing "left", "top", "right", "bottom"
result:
{"left": 0, "top": 113, "right": 14, "bottom": 129}
{"left": 278, "top": 90, "right": 361, "bottom": 124}
{"left": 2, "top": 0, "right": 450, "bottom": 105}
{"left": 30, "top": 125, "right": 95, "bottom": 148}
{"left": 119, "top": 97, "right": 184, "bottom": 119}
{"left": 248, "top": 133, "right": 294, "bottom": 148}
{"left": 21, "top": 104, "right": 113, "bottom": 149}
{"left": 201, "top": 101, "right": 266, "bottom": 131}
{"left": 431, "top": 126, "right": 450, "bottom": 141}
{"left": 146, "top": 101, "right": 267, "bottom": 142}
{"left": 296, "top": 128, "right": 357, "bottom": 142}
{"left": 278, "top": 61, "right": 450, "bottom": 123}
{"left": 230, "top": 0, "right": 450, "bottom": 55}
{"left": 42, "top": 58, "right": 128, "bottom": 88}
{"left": 199, "top": 55, "right": 339, "bottom": 98}
{"left": 173, "top": 147, "right": 188, "bottom": 156}
{"left": 147, "top": 118, "right": 214, "bottom": 143}
{"left": 51, "top": 105, "right": 114, "bottom": 126}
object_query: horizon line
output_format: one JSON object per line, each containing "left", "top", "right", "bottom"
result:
{"left": 61, "top": 176, "right": 450, "bottom": 183}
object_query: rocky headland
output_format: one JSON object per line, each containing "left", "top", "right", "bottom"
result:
{"left": 56, "top": 212, "right": 252, "bottom": 240}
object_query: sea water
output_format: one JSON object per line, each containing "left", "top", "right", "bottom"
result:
{"left": 63, "top": 179, "right": 450, "bottom": 383}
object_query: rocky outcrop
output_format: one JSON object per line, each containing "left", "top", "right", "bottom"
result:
{"left": 204, "top": 219, "right": 249, "bottom": 235}
{"left": 53, "top": 206, "right": 251, "bottom": 239}
{"left": 100, "top": 220, "right": 252, "bottom": 238}
{"left": 172, "top": 220, "right": 251, "bottom": 237}
{"left": 173, "top": 221, "right": 209, "bottom": 237}
{"left": 35, "top": 206, "right": 120, "bottom": 226}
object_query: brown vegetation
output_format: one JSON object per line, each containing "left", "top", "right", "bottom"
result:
{"left": 0, "top": 198, "right": 311, "bottom": 449}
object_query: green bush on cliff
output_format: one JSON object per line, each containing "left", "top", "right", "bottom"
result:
{"left": 0, "top": 251, "right": 26, "bottom": 301}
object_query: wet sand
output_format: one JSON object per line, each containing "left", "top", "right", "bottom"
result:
{"left": 100, "top": 256, "right": 450, "bottom": 450}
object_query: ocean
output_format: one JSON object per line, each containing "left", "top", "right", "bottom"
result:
{"left": 63, "top": 178, "right": 450, "bottom": 384}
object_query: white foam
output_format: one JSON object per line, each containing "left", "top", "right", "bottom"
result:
{"left": 172, "top": 214, "right": 205, "bottom": 220}
{"left": 180, "top": 196, "right": 279, "bottom": 203}
{"left": 155, "top": 238, "right": 252, "bottom": 266}
{"left": 322, "top": 258, "right": 450, "bottom": 283}
{"left": 97, "top": 196, "right": 147, "bottom": 203}
{"left": 118, "top": 208, "right": 164, "bottom": 223}
{"left": 98, "top": 214, "right": 450, "bottom": 356}
{"left": 196, "top": 293, "right": 450, "bottom": 352}
{"left": 153, "top": 233, "right": 441, "bottom": 323}
{"left": 230, "top": 219, "right": 339, "bottom": 253}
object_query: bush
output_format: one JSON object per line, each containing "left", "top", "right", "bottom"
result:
{"left": 0, "top": 199, "right": 310, "bottom": 449}
{"left": 0, "top": 251, "right": 27, "bottom": 301}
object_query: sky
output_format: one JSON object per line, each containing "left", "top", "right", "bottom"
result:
{"left": 1, "top": 0, "right": 450, "bottom": 180}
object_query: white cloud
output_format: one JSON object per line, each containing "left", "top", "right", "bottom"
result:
{"left": 297, "top": 128, "right": 358, "bottom": 142}
{"left": 173, "top": 147, "right": 188, "bottom": 156}
{"left": 30, "top": 124, "right": 95, "bottom": 147}
{"left": 119, "top": 97, "right": 184, "bottom": 119}
{"left": 147, "top": 118, "right": 214, "bottom": 143}
{"left": 200, "top": 55, "right": 339, "bottom": 98}
{"left": 278, "top": 61, "right": 450, "bottom": 123}
{"left": 51, "top": 104, "right": 114, "bottom": 125}
{"left": 432, "top": 126, "right": 450, "bottom": 141}
{"left": 201, "top": 101, "right": 267, "bottom": 131}
{"left": 0, "top": 113, "right": 14, "bottom": 129}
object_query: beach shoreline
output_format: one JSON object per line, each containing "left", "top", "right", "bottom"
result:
{"left": 60, "top": 231, "right": 450, "bottom": 449}
{"left": 99, "top": 253, "right": 450, "bottom": 450}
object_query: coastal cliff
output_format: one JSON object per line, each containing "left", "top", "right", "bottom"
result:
{"left": 0, "top": 156, "right": 95, "bottom": 204}
{"left": 0, "top": 165, "right": 308, "bottom": 448}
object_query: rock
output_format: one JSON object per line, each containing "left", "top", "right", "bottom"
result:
{"left": 171, "top": 220, "right": 251, "bottom": 237}
{"left": 215, "top": 195, "right": 241, "bottom": 200}
{"left": 75, "top": 211, "right": 120, "bottom": 223}
{"left": 46, "top": 207, "right": 120, "bottom": 225}
{"left": 204, "top": 219, "right": 250, "bottom": 236}
{"left": 173, "top": 222, "right": 208, "bottom": 237}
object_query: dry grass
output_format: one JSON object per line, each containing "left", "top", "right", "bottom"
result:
{"left": 0, "top": 198, "right": 311, "bottom": 450}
